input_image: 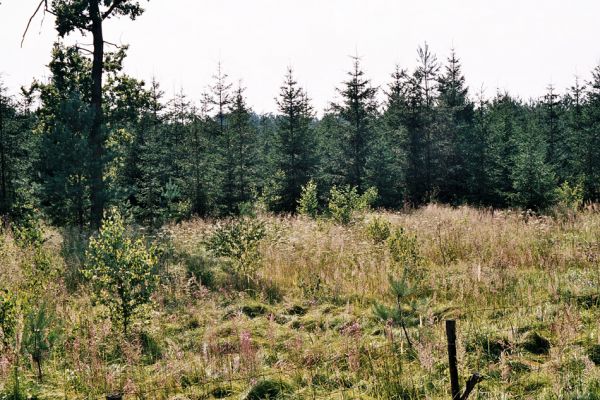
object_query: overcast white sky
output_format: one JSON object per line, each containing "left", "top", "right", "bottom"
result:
{"left": 1, "top": 0, "right": 600, "bottom": 113}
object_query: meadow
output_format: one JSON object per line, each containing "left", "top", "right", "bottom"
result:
{"left": 2, "top": 204, "right": 600, "bottom": 399}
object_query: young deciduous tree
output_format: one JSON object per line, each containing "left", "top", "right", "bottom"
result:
{"left": 84, "top": 209, "right": 158, "bottom": 335}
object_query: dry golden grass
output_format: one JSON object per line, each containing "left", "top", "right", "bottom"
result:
{"left": 2, "top": 204, "right": 600, "bottom": 399}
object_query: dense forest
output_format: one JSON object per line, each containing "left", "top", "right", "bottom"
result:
{"left": 1, "top": 3, "right": 600, "bottom": 229}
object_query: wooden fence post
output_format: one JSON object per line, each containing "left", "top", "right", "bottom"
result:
{"left": 446, "top": 320, "right": 461, "bottom": 400}
{"left": 446, "top": 320, "right": 483, "bottom": 400}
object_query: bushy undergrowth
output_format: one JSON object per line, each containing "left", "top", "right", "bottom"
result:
{"left": 1, "top": 204, "right": 600, "bottom": 398}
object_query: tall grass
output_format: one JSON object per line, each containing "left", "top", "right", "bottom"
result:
{"left": 2, "top": 204, "right": 600, "bottom": 398}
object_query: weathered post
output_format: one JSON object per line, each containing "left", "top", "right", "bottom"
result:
{"left": 446, "top": 320, "right": 483, "bottom": 400}
{"left": 446, "top": 320, "right": 461, "bottom": 400}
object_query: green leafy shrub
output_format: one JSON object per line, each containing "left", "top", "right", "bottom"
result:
{"left": 297, "top": 179, "right": 319, "bottom": 218}
{"left": 554, "top": 180, "right": 584, "bottom": 218}
{"left": 206, "top": 218, "right": 266, "bottom": 284}
{"left": 327, "top": 185, "right": 377, "bottom": 225}
{"left": 387, "top": 227, "right": 421, "bottom": 271}
{"left": 366, "top": 216, "right": 391, "bottom": 244}
{"left": 84, "top": 209, "right": 159, "bottom": 334}
{"left": 12, "top": 216, "right": 44, "bottom": 248}
{"left": 0, "top": 289, "right": 17, "bottom": 351}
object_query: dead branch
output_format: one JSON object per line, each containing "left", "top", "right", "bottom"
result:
{"left": 21, "top": 0, "right": 46, "bottom": 47}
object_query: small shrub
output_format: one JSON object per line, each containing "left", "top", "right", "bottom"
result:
{"left": 22, "top": 302, "right": 59, "bottom": 382}
{"left": 554, "top": 180, "right": 584, "bottom": 218}
{"left": 84, "top": 209, "right": 159, "bottom": 335}
{"left": 466, "top": 332, "right": 512, "bottom": 362}
{"left": 556, "top": 181, "right": 584, "bottom": 210}
{"left": 139, "top": 331, "right": 162, "bottom": 364}
{"left": 587, "top": 344, "right": 600, "bottom": 366}
{"left": 521, "top": 331, "right": 550, "bottom": 355}
{"left": 206, "top": 218, "right": 266, "bottom": 284}
{"left": 387, "top": 227, "right": 421, "bottom": 271}
{"left": 240, "top": 301, "right": 269, "bottom": 318}
{"left": 327, "top": 185, "right": 377, "bottom": 225}
{"left": 0, "top": 289, "right": 17, "bottom": 351}
{"left": 373, "top": 272, "right": 420, "bottom": 347}
{"left": 184, "top": 252, "right": 217, "bottom": 289}
{"left": 366, "top": 216, "right": 391, "bottom": 244}
{"left": 12, "top": 217, "right": 44, "bottom": 248}
{"left": 297, "top": 179, "right": 319, "bottom": 218}
{"left": 244, "top": 379, "right": 292, "bottom": 400}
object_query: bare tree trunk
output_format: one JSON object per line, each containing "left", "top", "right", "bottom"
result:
{"left": 89, "top": 0, "right": 105, "bottom": 228}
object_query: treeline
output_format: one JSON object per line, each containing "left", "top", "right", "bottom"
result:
{"left": 1, "top": 42, "right": 600, "bottom": 227}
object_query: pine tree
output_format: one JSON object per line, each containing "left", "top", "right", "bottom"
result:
{"left": 210, "top": 62, "right": 233, "bottom": 138}
{"left": 273, "top": 67, "right": 316, "bottom": 212}
{"left": 402, "top": 67, "right": 427, "bottom": 204}
{"left": 25, "top": 0, "right": 150, "bottom": 227}
{"left": 135, "top": 79, "right": 172, "bottom": 224}
{"left": 33, "top": 44, "right": 93, "bottom": 226}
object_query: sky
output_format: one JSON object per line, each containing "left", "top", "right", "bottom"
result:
{"left": 1, "top": 0, "right": 600, "bottom": 114}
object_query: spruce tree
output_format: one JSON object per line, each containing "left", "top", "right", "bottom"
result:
{"left": 563, "top": 77, "right": 586, "bottom": 185}
{"left": 486, "top": 92, "right": 523, "bottom": 207}
{"left": 330, "top": 56, "right": 378, "bottom": 192}
{"left": 273, "top": 67, "right": 316, "bottom": 212}
{"left": 436, "top": 49, "right": 474, "bottom": 203}
{"left": 0, "top": 82, "right": 37, "bottom": 221}
{"left": 229, "top": 84, "right": 258, "bottom": 211}
{"left": 581, "top": 65, "right": 600, "bottom": 201}
{"left": 463, "top": 89, "right": 492, "bottom": 204}
{"left": 415, "top": 43, "right": 440, "bottom": 199}
{"left": 511, "top": 112, "right": 557, "bottom": 210}
{"left": 376, "top": 66, "right": 410, "bottom": 207}
{"left": 540, "top": 84, "right": 565, "bottom": 180}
